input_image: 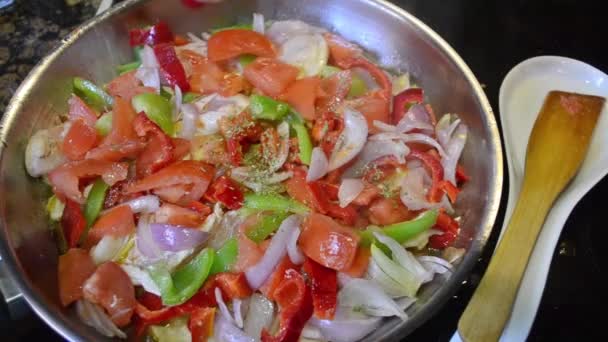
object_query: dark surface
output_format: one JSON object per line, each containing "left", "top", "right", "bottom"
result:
{"left": 1, "top": 0, "right": 607, "bottom": 341}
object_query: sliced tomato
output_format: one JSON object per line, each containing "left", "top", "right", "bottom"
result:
{"left": 85, "top": 140, "right": 146, "bottom": 162}
{"left": 187, "top": 201, "right": 212, "bottom": 216}
{"left": 206, "top": 176, "right": 243, "bottom": 210}
{"left": 316, "top": 70, "right": 352, "bottom": 115}
{"left": 48, "top": 160, "right": 129, "bottom": 203}
{"left": 155, "top": 203, "right": 207, "bottom": 228}
{"left": 323, "top": 33, "right": 362, "bottom": 68}
{"left": 343, "top": 247, "right": 371, "bottom": 278}
{"left": 368, "top": 197, "right": 415, "bottom": 226}
{"left": 299, "top": 213, "right": 360, "bottom": 271}
{"left": 58, "top": 248, "right": 97, "bottom": 306}
{"left": 103, "top": 97, "right": 137, "bottom": 145}
{"left": 244, "top": 58, "right": 299, "bottom": 97}
{"left": 63, "top": 119, "right": 98, "bottom": 161}
{"left": 86, "top": 205, "right": 135, "bottom": 246}
{"left": 83, "top": 262, "right": 136, "bottom": 327}
{"left": 61, "top": 199, "right": 87, "bottom": 248}
{"left": 172, "top": 138, "right": 191, "bottom": 160}
{"left": 189, "top": 307, "right": 216, "bottom": 342}
{"left": 190, "top": 134, "right": 229, "bottom": 165}
{"left": 350, "top": 90, "right": 391, "bottom": 133}
{"left": 234, "top": 224, "right": 265, "bottom": 273}
{"left": 209, "top": 272, "right": 253, "bottom": 299}
{"left": 133, "top": 113, "right": 175, "bottom": 178}
{"left": 180, "top": 50, "right": 245, "bottom": 97}
{"left": 68, "top": 95, "right": 98, "bottom": 127}
{"left": 125, "top": 160, "right": 215, "bottom": 198}
{"left": 106, "top": 71, "right": 155, "bottom": 101}
{"left": 259, "top": 256, "right": 297, "bottom": 300}
{"left": 207, "top": 29, "right": 276, "bottom": 62}
{"left": 280, "top": 76, "right": 321, "bottom": 121}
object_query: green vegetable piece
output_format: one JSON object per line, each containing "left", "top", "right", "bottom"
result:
{"left": 244, "top": 193, "right": 310, "bottom": 215}
{"left": 182, "top": 92, "right": 201, "bottom": 104}
{"left": 239, "top": 54, "right": 256, "bottom": 68}
{"left": 134, "top": 46, "right": 144, "bottom": 61}
{"left": 209, "top": 238, "right": 238, "bottom": 275}
{"left": 73, "top": 77, "right": 114, "bottom": 111}
{"left": 319, "top": 65, "right": 368, "bottom": 98}
{"left": 246, "top": 212, "right": 290, "bottom": 243}
{"left": 131, "top": 93, "right": 174, "bottom": 135}
{"left": 211, "top": 24, "right": 253, "bottom": 33}
{"left": 117, "top": 61, "right": 141, "bottom": 75}
{"left": 148, "top": 317, "right": 191, "bottom": 342}
{"left": 46, "top": 195, "right": 65, "bottom": 222}
{"left": 359, "top": 209, "right": 439, "bottom": 247}
{"left": 84, "top": 179, "right": 110, "bottom": 228}
{"left": 95, "top": 112, "right": 113, "bottom": 136}
{"left": 250, "top": 95, "right": 290, "bottom": 121}
{"left": 150, "top": 248, "right": 215, "bottom": 306}
{"left": 286, "top": 113, "right": 312, "bottom": 165}
{"left": 160, "top": 86, "right": 174, "bottom": 101}
{"left": 370, "top": 243, "right": 421, "bottom": 297}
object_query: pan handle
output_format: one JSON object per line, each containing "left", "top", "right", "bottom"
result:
{"left": 0, "top": 255, "right": 29, "bottom": 320}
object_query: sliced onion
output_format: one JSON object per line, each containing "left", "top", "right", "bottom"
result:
{"left": 246, "top": 215, "right": 301, "bottom": 289}
{"left": 234, "top": 299, "right": 244, "bottom": 329}
{"left": 402, "top": 228, "right": 443, "bottom": 250}
{"left": 25, "top": 123, "right": 68, "bottom": 177}
{"left": 396, "top": 104, "right": 434, "bottom": 134}
{"left": 442, "top": 247, "right": 466, "bottom": 264}
{"left": 328, "top": 108, "right": 368, "bottom": 171}
{"left": 370, "top": 243, "right": 422, "bottom": 297}
{"left": 435, "top": 114, "right": 461, "bottom": 148}
{"left": 370, "top": 132, "right": 446, "bottom": 157}
{"left": 149, "top": 223, "right": 209, "bottom": 252}
{"left": 301, "top": 324, "right": 324, "bottom": 340}
{"left": 75, "top": 300, "right": 127, "bottom": 339}
{"left": 216, "top": 287, "right": 244, "bottom": 329}
{"left": 179, "top": 103, "right": 199, "bottom": 139}
{"left": 121, "top": 264, "right": 161, "bottom": 295}
{"left": 136, "top": 215, "right": 162, "bottom": 258}
{"left": 441, "top": 123, "right": 468, "bottom": 184}
{"left": 252, "top": 13, "right": 265, "bottom": 34}
{"left": 90, "top": 235, "right": 130, "bottom": 265}
{"left": 306, "top": 147, "right": 329, "bottom": 182}
{"left": 342, "top": 139, "right": 409, "bottom": 178}
{"left": 269, "top": 122, "right": 290, "bottom": 173}
{"left": 396, "top": 297, "right": 416, "bottom": 311}
{"left": 136, "top": 45, "right": 160, "bottom": 93}
{"left": 172, "top": 85, "right": 183, "bottom": 120}
{"left": 310, "top": 307, "right": 382, "bottom": 342}
{"left": 197, "top": 94, "right": 249, "bottom": 135}
{"left": 374, "top": 232, "right": 432, "bottom": 283}
{"left": 266, "top": 20, "right": 325, "bottom": 45}
{"left": 372, "top": 120, "right": 398, "bottom": 132}
{"left": 338, "top": 278, "right": 407, "bottom": 320}
{"left": 287, "top": 227, "right": 304, "bottom": 265}
{"left": 243, "top": 293, "right": 275, "bottom": 340}
{"left": 338, "top": 178, "right": 364, "bottom": 208}
{"left": 117, "top": 195, "right": 160, "bottom": 214}
{"left": 366, "top": 256, "right": 410, "bottom": 298}
{"left": 391, "top": 73, "right": 411, "bottom": 96}
{"left": 214, "top": 313, "right": 256, "bottom": 342}
{"left": 418, "top": 255, "right": 454, "bottom": 273}
{"left": 400, "top": 167, "right": 438, "bottom": 211}
{"left": 279, "top": 33, "right": 328, "bottom": 77}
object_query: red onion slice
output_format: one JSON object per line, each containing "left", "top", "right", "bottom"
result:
{"left": 136, "top": 45, "right": 161, "bottom": 93}
{"left": 245, "top": 215, "right": 301, "bottom": 289}
{"left": 396, "top": 104, "right": 435, "bottom": 134}
{"left": 338, "top": 178, "right": 364, "bottom": 208}
{"left": 370, "top": 132, "right": 446, "bottom": 157}
{"left": 172, "top": 85, "right": 183, "bottom": 120}
{"left": 343, "top": 140, "right": 409, "bottom": 178}
{"left": 216, "top": 287, "right": 244, "bottom": 329}
{"left": 435, "top": 114, "right": 461, "bottom": 147}
{"left": 136, "top": 215, "right": 162, "bottom": 259}
{"left": 306, "top": 147, "right": 329, "bottom": 182}
{"left": 328, "top": 108, "right": 368, "bottom": 171}
{"left": 149, "top": 223, "right": 209, "bottom": 252}
{"left": 441, "top": 124, "right": 468, "bottom": 184}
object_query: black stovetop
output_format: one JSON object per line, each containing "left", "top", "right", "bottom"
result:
{"left": 1, "top": 0, "right": 607, "bottom": 341}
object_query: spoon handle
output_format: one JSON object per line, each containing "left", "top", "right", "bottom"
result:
{"left": 458, "top": 91, "right": 604, "bottom": 342}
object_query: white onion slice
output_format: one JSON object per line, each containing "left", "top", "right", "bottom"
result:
{"left": 197, "top": 94, "right": 249, "bottom": 135}
{"left": 172, "top": 85, "right": 183, "bottom": 120}
{"left": 243, "top": 293, "right": 275, "bottom": 340}
{"left": 90, "top": 235, "right": 129, "bottom": 265}
{"left": 328, "top": 108, "right": 368, "bottom": 171}
{"left": 252, "top": 13, "right": 265, "bottom": 34}
{"left": 179, "top": 103, "right": 198, "bottom": 139}
{"left": 75, "top": 300, "right": 126, "bottom": 339}
{"left": 113, "top": 195, "right": 160, "bottom": 214}
{"left": 279, "top": 33, "right": 328, "bottom": 77}
{"left": 214, "top": 313, "right": 256, "bottom": 342}
{"left": 25, "top": 123, "right": 68, "bottom": 177}
{"left": 338, "top": 278, "right": 407, "bottom": 320}
{"left": 246, "top": 215, "right": 301, "bottom": 289}
{"left": 372, "top": 120, "right": 398, "bottom": 132}
{"left": 121, "top": 264, "right": 161, "bottom": 295}
{"left": 136, "top": 45, "right": 161, "bottom": 93}
{"left": 310, "top": 307, "right": 382, "bottom": 342}
{"left": 287, "top": 227, "right": 304, "bottom": 265}
{"left": 435, "top": 114, "right": 461, "bottom": 148}
{"left": 370, "top": 132, "right": 446, "bottom": 157}
{"left": 343, "top": 140, "right": 409, "bottom": 178}
{"left": 306, "top": 147, "right": 329, "bottom": 182}
{"left": 374, "top": 232, "right": 433, "bottom": 283}
{"left": 216, "top": 287, "right": 244, "bottom": 329}
{"left": 266, "top": 20, "right": 325, "bottom": 45}
{"left": 400, "top": 167, "right": 438, "bottom": 211}
{"left": 418, "top": 255, "right": 454, "bottom": 272}
{"left": 270, "top": 122, "right": 290, "bottom": 173}
{"left": 396, "top": 104, "right": 435, "bottom": 134}
{"left": 441, "top": 124, "right": 468, "bottom": 184}
{"left": 338, "top": 178, "right": 364, "bottom": 208}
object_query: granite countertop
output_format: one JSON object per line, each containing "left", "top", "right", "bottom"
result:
{"left": 1, "top": 1, "right": 607, "bottom": 341}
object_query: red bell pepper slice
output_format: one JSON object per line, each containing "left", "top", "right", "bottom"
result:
{"left": 153, "top": 43, "right": 191, "bottom": 92}
{"left": 129, "top": 21, "right": 174, "bottom": 47}
{"left": 225, "top": 137, "right": 243, "bottom": 166}
{"left": 133, "top": 112, "right": 175, "bottom": 178}
{"left": 261, "top": 269, "right": 313, "bottom": 342}
{"left": 439, "top": 180, "right": 460, "bottom": 203}
{"left": 181, "top": 0, "right": 205, "bottom": 9}
{"left": 206, "top": 176, "right": 244, "bottom": 210}
{"left": 407, "top": 150, "right": 444, "bottom": 202}
{"left": 303, "top": 258, "right": 337, "bottom": 320}
{"left": 456, "top": 164, "right": 470, "bottom": 183}
{"left": 189, "top": 307, "right": 216, "bottom": 342}
{"left": 61, "top": 199, "right": 86, "bottom": 248}
{"left": 429, "top": 210, "right": 459, "bottom": 249}
{"left": 392, "top": 88, "right": 424, "bottom": 124}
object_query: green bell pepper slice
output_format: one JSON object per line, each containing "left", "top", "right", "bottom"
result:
{"left": 250, "top": 95, "right": 290, "bottom": 121}
{"left": 95, "top": 112, "right": 113, "bottom": 136}
{"left": 246, "top": 212, "right": 290, "bottom": 243}
{"left": 117, "top": 61, "right": 141, "bottom": 75}
{"left": 286, "top": 112, "right": 312, "bottom": 165}
{"left": 320, "top": 65, "right": 368, "bottom": 98}
{"left": 239, "top": 54, "right": 256, "bottom": 68}
{"left": 131, "top": 93, "right": 174, "bottom": 135}
{"left": 73, "top": 77, "right": 114, "bottom": 111}
{"left": 359, "top": 209, "right": 439, "bottom": 247}
{"left": 244, "top": 193, "right": 310, "bottom": 215}
{"left": 84, "top": 179, "right": 110, "bottom": 228}
{"left": 182, "top": 92, "right": 201, "bottom": 104}
{"left": 211, "top": 24, "right": 253, "bottom": 34}
{"left": 150, "top": 248, "right": 215, "bottom": 306}
{"left": 209, "top": 238, "right": 238, "bottom": 275}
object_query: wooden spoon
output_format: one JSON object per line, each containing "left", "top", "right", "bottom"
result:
{"left": 457, "top": 90, "right": 605, "bottom": 342}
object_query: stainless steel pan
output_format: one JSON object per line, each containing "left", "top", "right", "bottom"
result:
{"left": 0, "top": 0, "right": 503, "bottom": 340}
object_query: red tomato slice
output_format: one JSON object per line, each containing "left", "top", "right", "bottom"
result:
{"left": 207, "top": 29, "right": 276, "bottom": 62}
{"left": 61, "top": 199, "right": 87, "bottom": 248}
{"left": 83, "top": 262, "right": 136, "bottom": 327}
{"left": 58, "top": 248, "right": 97, "bottom": 306}
{"left": 343, "top": 247, "right": 371, "bottom": 278}
{"left": 106, "top": 71, "right": 155, "bottom": 101}
{"left": 125, "top": 160, "right": 214, "bottom": 196}
{"left": 206, "top": 176, "right": 244, "bottom": 210}
{"left": 103, "top": 97, "right": 137, "bottom": 145}
{"left": 190, "top": 135, "right": 229, "bottom": 165}
{"left": 244, "top": 58, "right": 299, "bottom": 97}
{"left": 48, "top": 160, "right": 129, "bottom": 203}
{"left": 323, "top": 33, "right": 362, "bottom": 68}
{"left": 172, "top": 138, "right": 191, "bottom": 160}
{"left": 299, "top": 213, "right": 360, "bottom": 271}
{"left": 316, "top": 70, "right": 352, "bottom": 115}
{"left": 68, "top": 95, "right": 98, "bottom": 127}
{"left": 62, "top": 119, "right": 98, "bottom": 161}
{"left": 180, "top": 50, "right": 245, "bottom": 98}
{"left": 86, "top": 205, "right": 135, "bottom": 246}
{"left": 85, "top": 140, "right": 146, "bottom": 162}
{"left": 155, "top": 203, "right": 207, "bottom": 228}
{"left": 280, "top": 76, "right": 321, "bottom": 121}
{"left": 209, "top": 272, "right": 253, "bottom": 300}
{"left": 349, "top": 90, "right": 391, "bottom": 133}
{"left": 234, "top": 221, "right": 265, "bottom": 273}
{"left": 133, "top": 113, "right": 175, "bottom": 178}
{"left": 368, "top": 197, "right": 415, "bottom": 226}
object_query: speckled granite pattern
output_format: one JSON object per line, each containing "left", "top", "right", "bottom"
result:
{"left": 0, "top": 0, "right": 105, "bottom": 113}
